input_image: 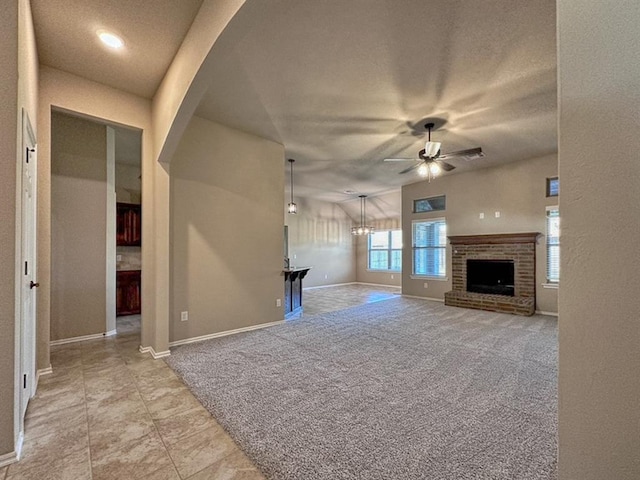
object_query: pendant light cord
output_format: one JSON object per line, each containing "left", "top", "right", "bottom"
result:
{"left": 289, "top": 159, "right": 295, "bottom": 204}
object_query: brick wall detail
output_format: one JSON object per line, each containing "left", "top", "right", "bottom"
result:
{"left": 444, "top": 233, "right": 540, "bottom": 316}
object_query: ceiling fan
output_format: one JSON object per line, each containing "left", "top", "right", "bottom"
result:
{"left": 384, "top": 122, "right": 484, "bottom": 179}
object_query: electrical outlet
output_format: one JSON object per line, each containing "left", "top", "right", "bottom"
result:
{"left": 116, "top": 254, "right": 122, "bottom": 261}
{"left": 324, "top": 274, "right": 328, "bottom": 279}
{"left": 391, "top": 274, "right": 394, "bottom": 280}
{"left": 293, "top": 254, "right": 297, "bottom": 259}
{"left": 276, "top": 298, "right": 281, "bottom": 307}
{"left": 495, "top": 211, "right": 501, "bottom": 218}
{"left": 180, "top": 311, "right": 188, "bottom": 322}
{"left": 479, "top": 212, "right": 484, "bottom": 219}
{"left": 424, "top": 282, "right": 429, "bottom": 289}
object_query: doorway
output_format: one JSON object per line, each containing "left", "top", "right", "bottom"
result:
{"left": 49, "top": 111, "right": 142, "bottom": 342}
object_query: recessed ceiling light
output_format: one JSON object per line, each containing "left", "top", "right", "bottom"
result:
{"left": 98, "top": 31, "right": 124, "bottom": 49}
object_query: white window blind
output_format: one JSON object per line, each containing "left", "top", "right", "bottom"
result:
{"left": 546, "top": 207, "right": 560, "bottom": 283}
{"left": 412, "top": 219, "right": 446, "bottom": 277}
{"left": 368, "top": 230, "right": 402, "bottom": 271}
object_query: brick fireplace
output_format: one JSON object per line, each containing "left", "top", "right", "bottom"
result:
{"left": 444, "top": 232, "right": 540, "bottom": 316}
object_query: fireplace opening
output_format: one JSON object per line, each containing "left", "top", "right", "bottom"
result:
{"left": 467, "top": 259, "right": 515, "bottom": 296}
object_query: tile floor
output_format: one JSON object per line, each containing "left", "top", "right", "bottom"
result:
{"left": 6, "top": 283, "right": 399, "bottom": 480}
{"left": 297, "top": 283, "right": 400, "bottom": 317}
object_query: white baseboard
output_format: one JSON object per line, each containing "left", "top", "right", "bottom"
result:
{"left": 535, "top": 310, "right": 559, "bottom": 317}
{"left": 303, "top": 282, "right": 357, "bottom": 290}
{"left": 0, "top": 432, "right": 23, "bottom": 467}
{"left": 169, "top": 320, "right": 286, "bottom": 348}
{"left": 15, "top": 431, "right": 23, "bottom": 461}
{"left": 401, "top": 294, "right": 445, "bottom": 303}
{"left": 50, "top": 329, "right": 117, "bottom": 346}
{"left": 354, "top": 282, "right": 401, "bottom": 289}
{"left": 138, "top": 346, "right": 171, "bottom": 359}
{"left": 35, "top": 365, "right": 53, "bottom": 393}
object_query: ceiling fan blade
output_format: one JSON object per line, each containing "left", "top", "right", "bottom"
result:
{"left": 384, "top": 158, "right": 416, "bottom": 162}
{"left": 435, "top": 160, "right": 456, "bottom": 172}
{"left": 438, "top": 147, "right": 484, "bottom": 160}
{"left": 399, "top": 162, "right": 422, "bottom": 174}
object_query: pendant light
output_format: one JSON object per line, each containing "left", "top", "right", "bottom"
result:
{"left": 287, "top": 158, "right": 297, "bottom": 214}
{"left": 351, "top": 195, "right": 374, "bottom": 235}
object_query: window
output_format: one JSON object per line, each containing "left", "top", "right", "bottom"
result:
{"left": 412, "top": 219, "right": 446, "bottom": 277}
{"left": 368, "top": 230, "right": 402, "bottom": 271}
{"left": 546, "top": 177, "right": 559, "bottom": 197}
{"left": 413, "top": 195, "right": 446, "bottom": 213}
{"left": 546, "top": 207, "right": 560, "bottom": 283}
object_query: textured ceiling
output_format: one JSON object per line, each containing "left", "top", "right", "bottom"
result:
{"left": 195, "top": 0, "right": 557, "bottom": 217}
{"left": 31, "top": 0, "right": 204, "bottom": 98}
{"left": 30, "top": 0, "right": 558, "bottom": 220}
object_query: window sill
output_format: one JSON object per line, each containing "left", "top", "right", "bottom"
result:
{"left": 410, "top": 275, "right": 448, "bottom": 281}
{"left": 542, "top": 283, "right": 559, "bottom": 289}
{"left": 366, "top": 269, "right": 401, "bottom": 273}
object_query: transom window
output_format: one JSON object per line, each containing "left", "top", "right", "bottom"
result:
{"left": 413, "top": 195, "right": 446, "bottom": 213}
{"left": 546, "top": 177, "right": 559, "bottom": 197}
{"left": 368, "top": 230, "right": 402, "bottom": 271}
{"left": 412, "top": 219, "right": 446, "bottom": 277}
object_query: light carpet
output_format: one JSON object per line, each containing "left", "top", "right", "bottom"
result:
{"left": 166, "top": 297, "right": 557, "bottom": 480}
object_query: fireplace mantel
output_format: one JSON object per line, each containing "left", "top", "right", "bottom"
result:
{"left": 448, "top": 232, "right": 541, "bottom": 245}
{"left": 444, "top": 232, "right": 540, "bottom": 316}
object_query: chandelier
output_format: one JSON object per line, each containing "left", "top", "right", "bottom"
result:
{"left": 287, "top": 158, "right": 297, "bottom": 214}
{"left": 351, "top": 195, "right": 374, "bottom": 235}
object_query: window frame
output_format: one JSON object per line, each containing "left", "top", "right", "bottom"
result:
{"left": 411, "top": 218, "right": 447, "bottom": 279}
{"left": 546, "top": 177, "right": 559, "bottom": 197}
{"left": 546, "top": 206, "right": 560, "bottom": 284}
{"left": 413, "top": 195, "right": 446, "bottom": 213}
{"left": 367, "top": 229, "right": 402, "bottom": 272}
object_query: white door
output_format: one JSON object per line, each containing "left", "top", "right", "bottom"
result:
{"left": 19, "top": 111, "right": 37, "bottom": 424}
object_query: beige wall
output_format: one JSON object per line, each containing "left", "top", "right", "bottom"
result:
{"left": 401, "top": 154, "right": 558, "bottom": 313}
{"left": 50, "top": 112, "right": 108, "bottom": 340}
{"left": 152, "top": 0, "right": 246, "bottom": 163}
{"left": 0, "top": 0, "right": 39, "bottom": 459}
{"left": 115, "top": 163, "right": 141, "bottom": 204}
{"left": 105, "top": 127, "right": 116, "bottom": 333}
{"left": 37, "top": 66, "right": 169, "bottom": 358}
{"left": 557, "top": 1, "right": 640, "bottom": 478}
{"left": 0, "top": 0, "right": 19, "bottom": 459}
{"left": 286, "top": 197, "right": 356, "bottom": 288}
{"left": 170, "top": 116, "right": 284, "bottom": 342}
{"left": 354, "top": 192, "right": 402, "bottom": 287}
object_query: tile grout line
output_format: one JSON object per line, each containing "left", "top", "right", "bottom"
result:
{"left": 80, "top": 344, "right": 95, "bottom": 479}
{"left": 128, "top": 356, "right": 184, "bottom": 479}
{"left": 145, "top": 359, "right": 245, "bottom": 479}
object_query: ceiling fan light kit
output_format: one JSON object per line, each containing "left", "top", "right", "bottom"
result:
{"left": 384, "top": 120, "right": 483, "bottom": 181}
{"left": 424, "top": 141, "right": 441, "bottom": 158}
{"left": 351, "top": 195, "right": 374, "bottom": 236}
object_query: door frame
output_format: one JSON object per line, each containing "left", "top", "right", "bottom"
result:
{"left": 14, "top": 108, "right": 37, "bottom": 458}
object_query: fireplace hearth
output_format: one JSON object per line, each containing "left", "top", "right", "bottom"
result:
{"left": 445, "top": 233, "right": 540, "bottom": 316}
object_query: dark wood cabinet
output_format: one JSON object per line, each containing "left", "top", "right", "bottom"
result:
{"left": 116, "top": 203, "right": 141, "bottom": 246}
{"left": 116, "top": 270, "right": 141, "bottom": 316}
